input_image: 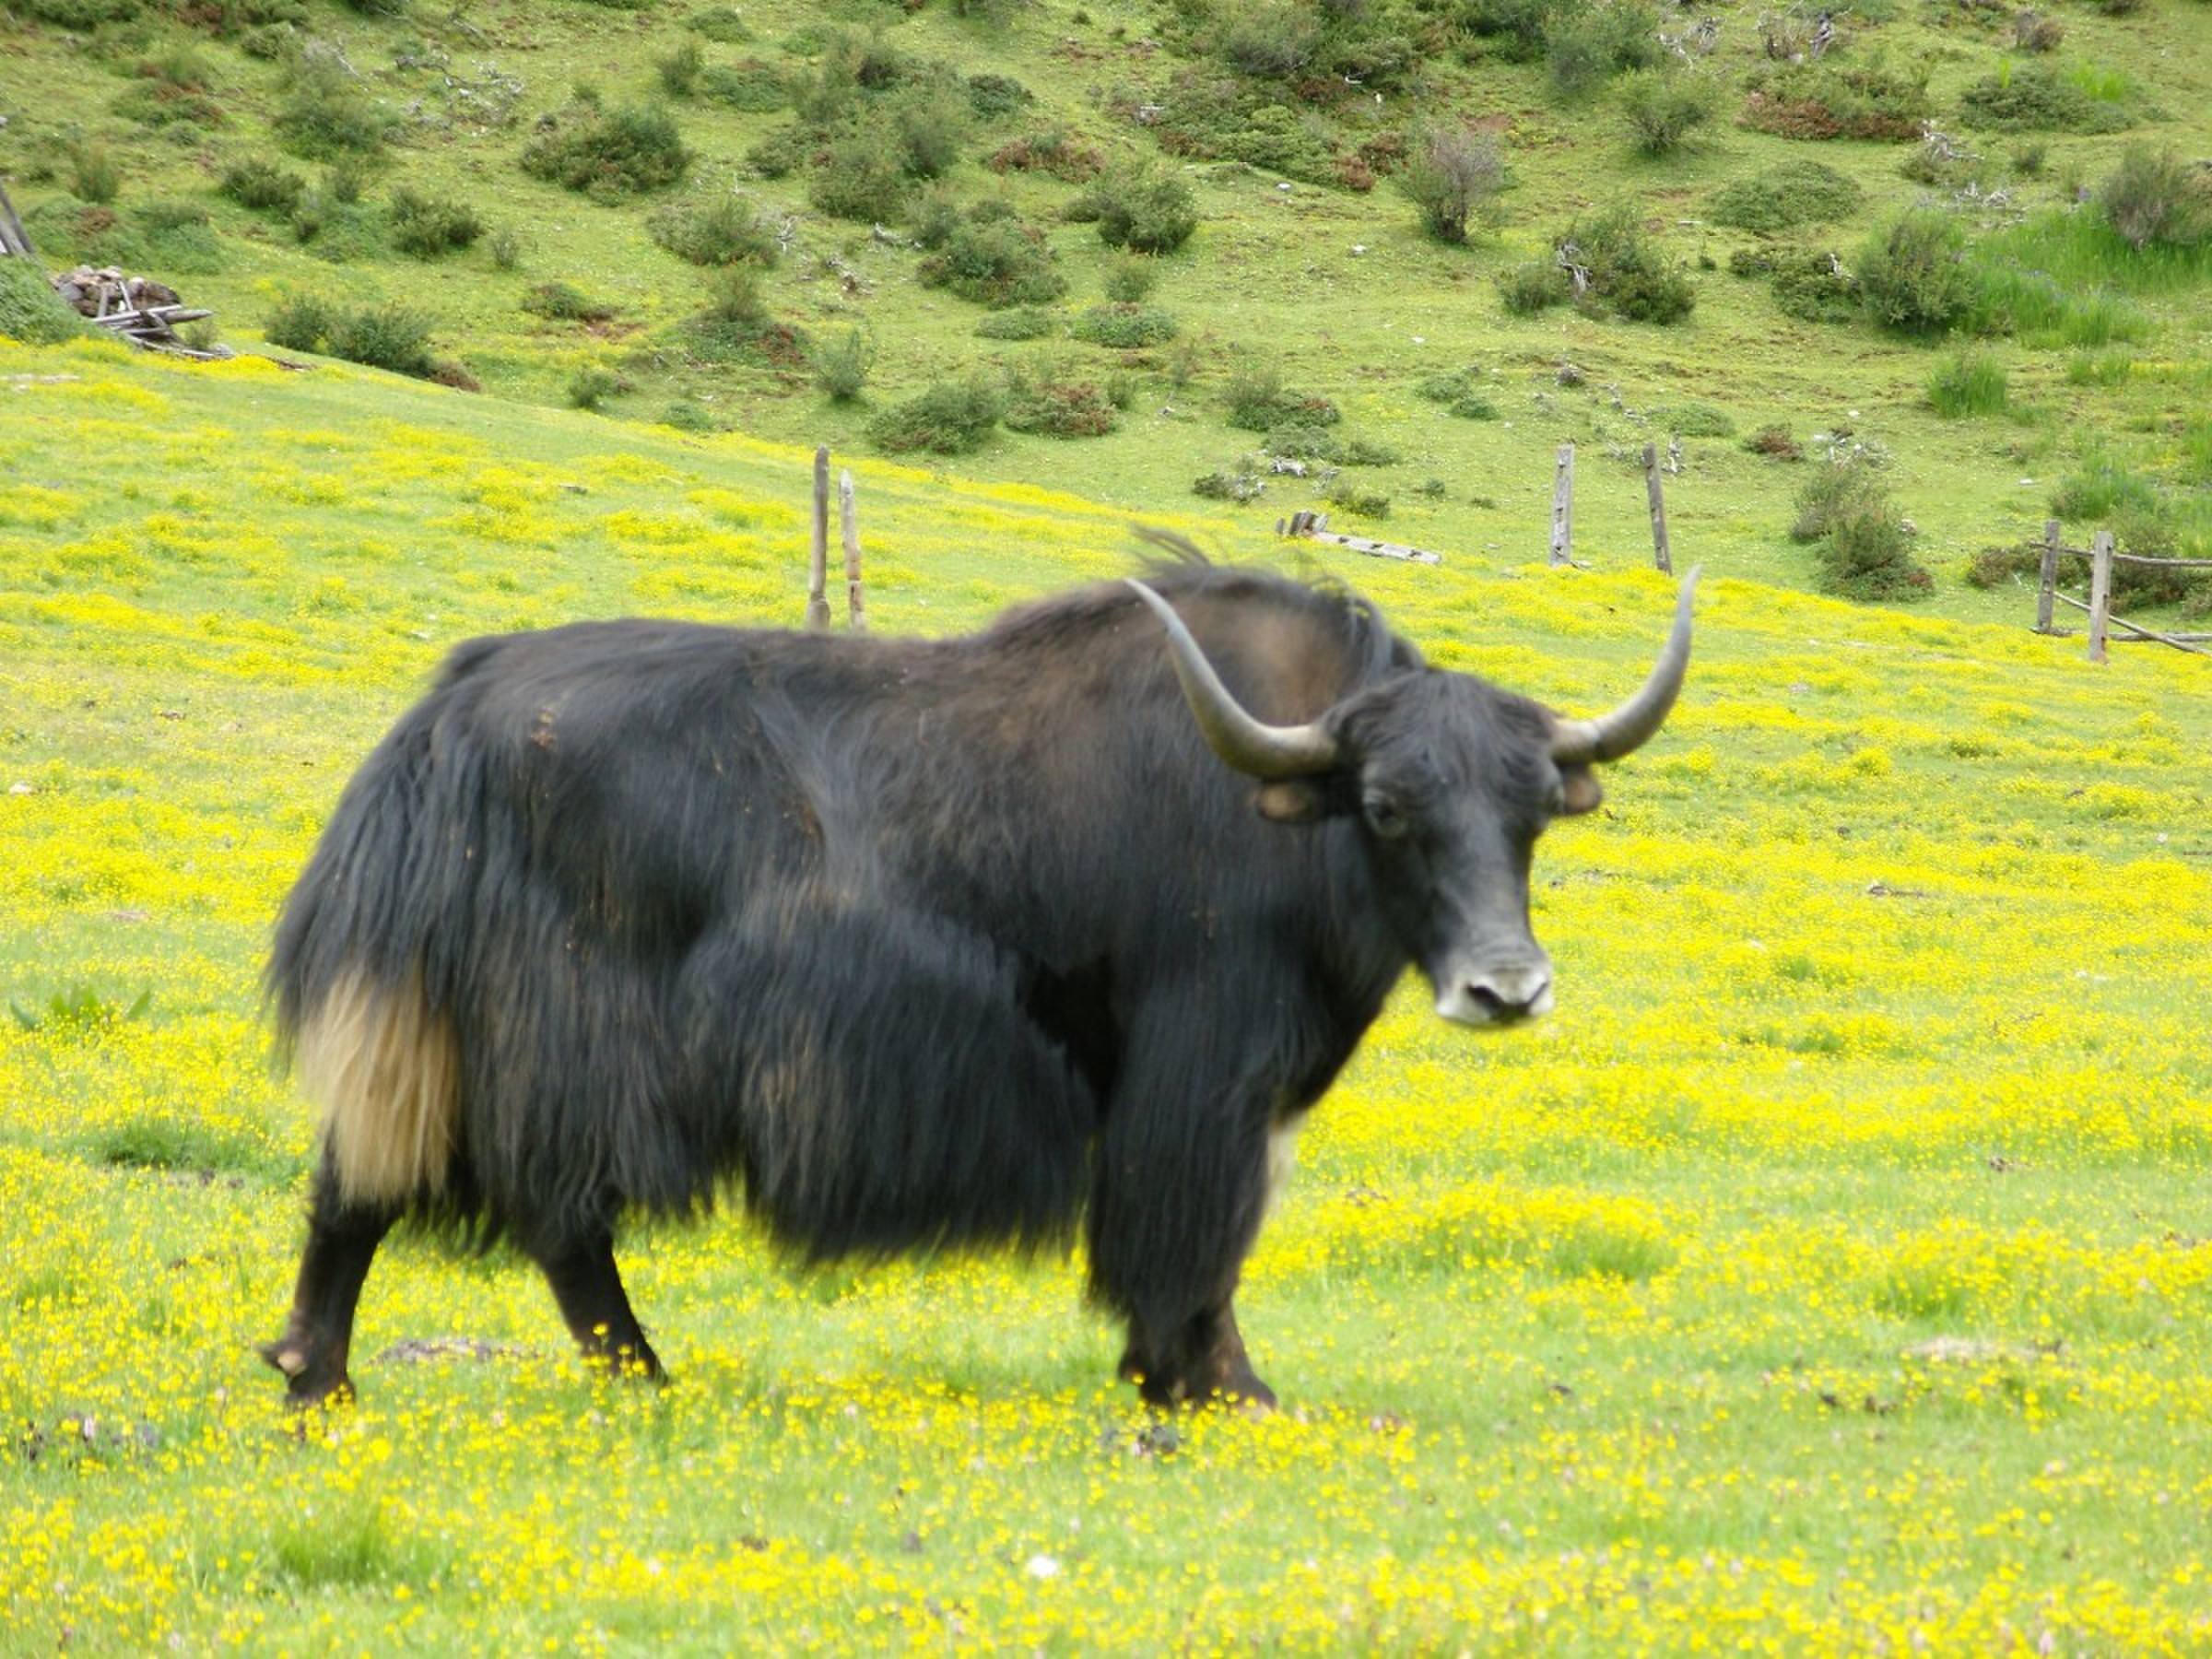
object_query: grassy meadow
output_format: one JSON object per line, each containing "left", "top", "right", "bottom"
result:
{"left": 5, "top": 0, "right": 2212, "bottom": 1649}
{"left": 4, "top": 331, "right": 2211, "bottom": 1650}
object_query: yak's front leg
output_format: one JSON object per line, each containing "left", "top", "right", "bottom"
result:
{"left": 1088, "top": 995, "right": 1283, "bottom": 1409}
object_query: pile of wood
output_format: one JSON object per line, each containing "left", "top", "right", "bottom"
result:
{"left": 51, "top": 265, "right": 228, "bottom": 359}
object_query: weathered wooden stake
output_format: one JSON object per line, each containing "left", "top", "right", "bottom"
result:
{"left": 2036, "top": 519, "right": 2060, "bottom": 634}
{"left": 1642, "top": 441, "right": 1672, "bottom": 575}
{"left": 839, "top": 466, "right": 865, "bottom": 631}
{"left": 0, "top": 180, "right": 33, "bottom": 260}
{"left": 806, "top": 444, "right": 831, "bottom": 632}
{"left": 1549, "top": 443, "right": 1574, "bottom": 567}
{"left": 2086, "top": 529, "right": 2113, "bottom": 665}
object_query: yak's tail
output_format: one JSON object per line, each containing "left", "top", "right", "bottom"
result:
{"left": 294, "top": 967, "right": 460, "bottom": 1206}
{"left": 269, "top": 686, "right": 484, "bottom": 1210}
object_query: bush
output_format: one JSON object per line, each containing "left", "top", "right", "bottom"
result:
{"left": 1559, "top": 204, "right": 1695, "bottom": 324}
{"left": 1193, "top": 467, "right": 1265, "bottom": 501}
{"left": 919, "top": 218, "right": 1067, "bottom": 308}
{"left": 275, "top": 59, "right": 389, "bottom": 159}
{"left": 263, "top": 292, "right": 332, "bottom": 352}
{"left": 1102, "top": 253, "right": 1158, "bottom": 303}
{"left": 520, "top": 281, "right": 615, "bottom": 323}
{"left": 2099, "top": 147, "right": 2212, "bottom": 252}
{"left": 685, "top": 5, "right": 750, "bottom": 41}
{"left": 808, "top": 129, "right": 911, "bottom": 221}
{"left": 1699, "top": 161, "right": 1858, "bottom": 234}
{"left": 1416, "top": 367, "right": 1499, "bottom": 418}
{"left": 220, "top": 157, "right": 306, "bottom": 216}
{"left": 2013, "top": 10, "right": 2064, "bottom": 51}
{"left": 1394, "top": 125, "right": 1506, "bottom": 245}
{"left": 656, "top": 41, "right": 702, "bottom": 98}
{"left": 1858, "top": 209, "right": 1974, "bottom": 334}
{"left": 0, "top": 259, "right": 88, "bottom": 345}
{"left": 1324, "top": 478, "right": 1392, "bottom": 519}
{"left": 1817, "top": 496, "right": 1931, "bottom": 600}
{"left": 1792, "top": 455, "right": 1888, "bottom": 542}
{"left": 1743, "top": 423, "right": 1803, "bottom": 460}
{"left": 700, "top": 62, "right": 789, "bottom": 112}
{"left": 568, "top": 366, "right": 622, "bottom": 410}
{"left": 660, "top": 399, "right": 717, "bottom": 433}
{"left": 325, "top": 302, "right": 438, "bottom": 377}
{"left": 1545, "top": 0, "right": 1662, "bottom": 98}
{"left": 387, "top": 187, "right": 482, "bottom": 257}
{"left": 648, "top": 194, "right": 780, "bottom": 266}
{"left": 810, "top": 327, "right": 874, "bottom": 401}
{"left": 1498, "top": 258, "right": 1570, "bottom": 314}
{"left": 1070, "top": 304, "right": 1178, "bottom": 347}
{"left": 968, "top": 72, "right": 1033, "bottom": 119}
{"left": 1743, "top": 61, "right": 1931, "bottom": 142}
{"left": 69, "top": 146, "right": 122, "bottom": 205}
{"left": 989, "top": 129, "right": 1103, "bottom": 182}
{"left": 1224, "top": 360, "right": 1337, "bottom": 430}
{"left": 1927, "top": 349, "right": 2008, "bottom": 418}
{"left": 1004, "top": 368, "right": 1119, "bottom": 438}
{"left": 1958, "top": 62, "right": 2127, "bottom": 134}
{"left": 1618, "top": 68, "right": 1717, "bottom": 156}
{"left": 867, "top": 376, "right": 1005, "bottom": 454}
{"left": 886, "top": 88, "right": 969, "bottom": 180}
{"left": 1770, "top": 250, "right": 1862, "bottom": 324}
{"left": 521, "top": 103, "right": 691, "bottom": 201}
{"left": 1081, "top": 167, "right": 1198, "bottom": 253}
{"left": 1653, "top": 403, "right": 1735, "bottom": 438}
{"left": 974, "top": 308, "right": 1058, "bottom": 340}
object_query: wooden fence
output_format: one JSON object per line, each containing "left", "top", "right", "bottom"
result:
{"left": 2031, "top": 519, "right": 2212, "bottom": 662}
{"left": 804, "top": 445, "right": 866, "bottom": 631}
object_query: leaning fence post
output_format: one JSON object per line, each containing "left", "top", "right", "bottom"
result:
{"left": 839, "top": 466, "right": 865, "bottom": 632}
{"left": 2036, "top": 520, "right": 2060, "bottom": 634}
{"left": 806, "top": 445, "right": 831, "bottom": 632}
{"left": 1549, "top": 443, "right": 1574, "bottom": 567}
{"left": 1642, "top": 441, "right": 1672, "bottom": 575}
{"left": 2087, "top": 529, "right": 2113, "bottom": 665}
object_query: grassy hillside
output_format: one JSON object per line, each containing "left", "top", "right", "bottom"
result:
{"left": 4, "top": 328, "right": 2212, "bottom": 1648}
{"left": 3, "top": 0, "right": 2209, "bottom": 622}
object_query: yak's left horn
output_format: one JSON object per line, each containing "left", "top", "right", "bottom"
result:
{"left": 1551, "top": 566, "right": 1701, "bottom": 766}
{"left": 1124, "top": 580, "right": 1342, "bottom": 779}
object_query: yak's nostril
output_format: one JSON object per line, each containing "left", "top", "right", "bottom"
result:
{"left": 1469, "top": 983, "right": 1510, "bottom": 1016}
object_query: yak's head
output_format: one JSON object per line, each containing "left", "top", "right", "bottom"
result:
{"left": 1127, "top": 570, "right": 1698, "bottom": 1028}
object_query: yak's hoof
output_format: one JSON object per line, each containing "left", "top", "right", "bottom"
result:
{"left": 258, "top": 1338, "right": 353, "bottom": 1408}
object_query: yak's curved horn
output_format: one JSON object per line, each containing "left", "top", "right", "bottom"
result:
{"left": 1124, "top": 579, "right": 1342, "bottom": 779}
{"left": 1551, "top": 566, "right": 1701, "bottom": 766}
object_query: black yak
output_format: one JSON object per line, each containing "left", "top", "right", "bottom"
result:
{"left": 262, "top": 539, "right": 1698, "bottom": 1408}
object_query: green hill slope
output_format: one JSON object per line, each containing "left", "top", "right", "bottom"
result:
{"left": 4, "top": 0, "right": 2209, "bottom": 621}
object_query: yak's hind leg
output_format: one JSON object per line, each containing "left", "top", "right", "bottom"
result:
{"left": 260, "top": 1159, "right": 394, "bottom": 1407}
{"left": 530, "top": 1230, "right": 664, "bottom": 1382}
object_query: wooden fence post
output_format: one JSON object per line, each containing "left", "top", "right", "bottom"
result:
{"left": 1549, "top": 444, "right": 1574, "bottom": 567}
{"left": 1642, "top": 441, "right": 1672, "bottom": 575}
{"left": 0, "top": 180, "right": 34, "bottom": 260}
{"left": 2086, "top": 529, "right": 2112, "bottom": 664}
{"left": 839, "top": 467, "right": 865, "bottom": 631}
{"left": 806, "top": 445, "right": 831, "bottom": 632}
{"left": 2036, "top": 520, "right": 2060, "bottom": 634}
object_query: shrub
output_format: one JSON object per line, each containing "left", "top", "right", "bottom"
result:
{"left": 1770, "top": 250, "right": 1863, "bottom": 324}
{"left": 967, "top": 72, "right": 1033, "bottom": 119}
{"left": 1324, "top": 478, "right": 1392, "bottom": 518}
{"left": 1710, "top": 160, "right": 1861, "bottom": 234}
{"left": 810, "top": 327, "right": 875, "bottom": 401}
{"left": 1792, "top": 454, "right": 1888, "bottom": 542}
{"left": 867, "top": 376, "right": 1005, "bottom": 454}
{"left": 989, "top": 129, "right": 1103, "bottom": 182}
{"left": 1744, "top": 423, "right": 1803, "bottom": 460}
{"left": 685, "top": 5, "right": 750, "bottom": 41}
{"left": 648, "top": 194, "right": 780, "bottom": 266}
{"left": 276, "top": 59, "right": 388, "bottom": 159}
{"left": 1817, "top": 496, "right": 1931, "bottom": 600}
{"left": 1743, "top": 61, "right": 1931, "bottom": 142}
{"left": 1224, "top": 360, "right": 1337, "bottom": 430}
{"left": 327, "top": 159, "right": 368, "bottom": 206}
{"left": 974, "top": 308, "right": 1058, "bottom": 340}
{"left": 1003, "top": 368, "right": 1119, "bottom": 438}
{"left": 1545, "top": 0, "right": 1662, "bottom": 99}
{"left": 700, "top": 62, "right": 789, "bottom": 112}
{"left": 2099, "top": 147, "right": 2212, "bottom": 252}
{"left": 1070, "top": 304, "right": 1178, "bottom": 347}
{"left": 656, "top": 41, "right": 702, "bottom": 97}
{"left": 1498, "top": 258, "right": 1571, "bottom": 313}
{"left": 1267, "top": 425, "right": 1400, "bottom": 465}
{"left": 808, "top": 129, "right": 911, "bottom": 221}
{"left": 886, "top": 88, "right": 969, "bottom": 180}
{"left": 660, "top": 399, "right": 717, "bottom": 433}
{"left": 1394, "top": 125, "right": 1506, "bottom": 245}
{"left": 1102, "top": 253, "right": 1158, "bottom": 303}
{"left": 520, "top": 281, "right": 615, "bottom": 323}
{"left": 264, "top": 293, "right": 332, "bottom": 351}
{"left": 1958, "top": 62, "right": 2128, "bottom": 134}
{"left": 1416, "top": 367, "right": 1499, "bottom": 418}
{"left": 1653, "top": 403, "right": 1735, "bottom": 438}
{"left": 1618, "top": 68, "right": 1717, "bottom": 156}
{"left": 919, "top": 218, "right": 1068, "bottom": 308}
{"left": 488, "top": 226, "right": 523, "bottom": 269}
{"left": 0, "top": 259, "right": 88, "bottom": 345}
{"left": 1559, "top": 204, "right": 1695, "bottom": 324}
{"left": 1858, "top": 209, "right": 1973, "bottom": 334}
{"left": 1081, "top": 167, "right": 1198, "bottom": 253}
{"left": 221, "top": 157, "right": 306, "bottom": 215}
{"left": 568, "top": 366, "right": 622, "bottom": 410}
{"left": 387, "top": 187, "right": 482, "bottom": 257}
{"left": 1926, "top": 349, "right": 2008, "bottom": 418}
{"left": 521, "top": 103, "right": 691, "bottom": 201}
{"left": 1193, "top": 467, "right": 1265, "bottom": 501}
{"left": 325, "top": 302, "right": 438, "bottom": 376}
{"left": 2012, "top": 10, "right": 2063, "bottom": 52}
{"left": 1460, "top": 0, "right": 1554, "bottom": 63}
{"left": 69, "top": 146, "right": 122, "bottom": 205}
{"left": 747, "top": 124, "right": 816, "bottom": 181}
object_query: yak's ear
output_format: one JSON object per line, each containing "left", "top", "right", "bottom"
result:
{"left": 1559, "top": 763, "right": 1604, "bottom": 817}
{"left": 1254, "top": 779, "right": 1335, "bottom": 824}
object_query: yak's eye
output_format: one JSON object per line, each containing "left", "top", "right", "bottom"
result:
{"left": 1362, "top": 792, "right": 1408, "bottom": 840}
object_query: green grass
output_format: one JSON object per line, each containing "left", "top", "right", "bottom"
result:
{"left": 1926, "top": 348, "right": 2010, "bottom": 418}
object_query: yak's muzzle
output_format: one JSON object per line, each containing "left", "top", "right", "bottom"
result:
{"left": 1432, "top": 956, "right": 1555, "bottom": 1028}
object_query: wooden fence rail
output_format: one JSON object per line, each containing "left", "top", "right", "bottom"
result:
{"left": 2034, "top": 518, "right": 2211, "bottom": 662}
